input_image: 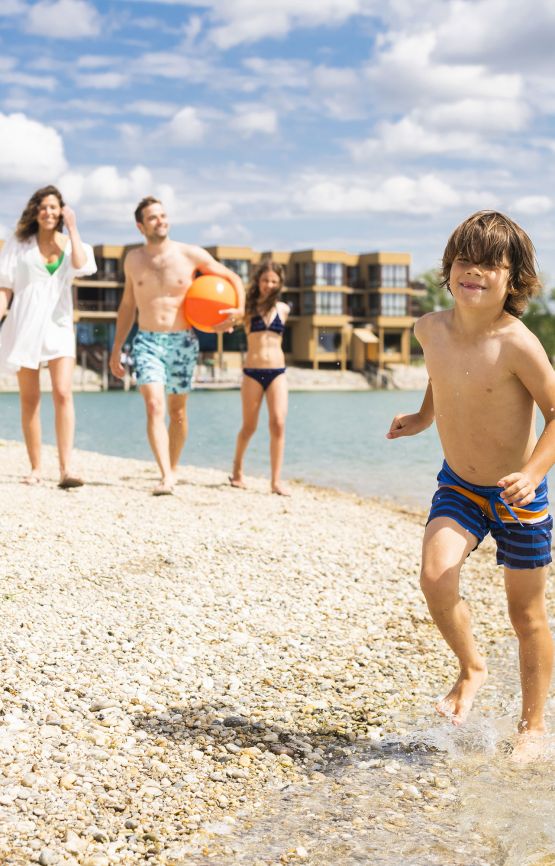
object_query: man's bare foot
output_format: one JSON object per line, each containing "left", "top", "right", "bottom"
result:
{"left": 271, "top": 483, "right": 290, "bottom": 496}
{"left": 152, "top": 479, "right": 174, "bottom": 496}
{"left": 436, "top": 666, "right": 488, "bottom": 726}
{"left": 511, "top": 729, "right": 547, "bottom": 764}
{"left": 229, "top": 475, "right": 246, "bottom": 489}
{"left": 58, "top": 475, "right": 84, "bottom": 489}
{"left": 21, "top": 472, "right": 41, "bottom": 486}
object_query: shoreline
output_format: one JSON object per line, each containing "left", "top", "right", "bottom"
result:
{"left": 0, "top": 363, "right": 429, "bottom": 394}
{"left": 0, "top": 441, "right": 525, "bottom": 864}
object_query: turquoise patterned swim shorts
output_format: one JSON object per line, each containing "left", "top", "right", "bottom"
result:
{"left": 132, "top": 330, "right": 199, "bottom": 394}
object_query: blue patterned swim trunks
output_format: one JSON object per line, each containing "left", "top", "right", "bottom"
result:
{"left": 132, "top": 330, "right": 199, "bottom": 394}
{"left": 428, "top": 461, "right": 553, "bottom": 570}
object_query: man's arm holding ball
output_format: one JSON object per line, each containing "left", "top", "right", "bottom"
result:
{"left": 186, "top": 246, "right": 245, "bottom": 321}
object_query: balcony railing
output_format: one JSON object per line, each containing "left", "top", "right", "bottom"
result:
{"left": 77, "top": 300, "right": 119, "bottom": 312}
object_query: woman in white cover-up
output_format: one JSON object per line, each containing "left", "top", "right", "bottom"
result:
{"left": 0, "top": 185, "right": 96, "bottom": 487}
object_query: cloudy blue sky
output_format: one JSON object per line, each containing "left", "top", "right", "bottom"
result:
{"left": 1, "top": 0, "right": 555, "bottom": 283}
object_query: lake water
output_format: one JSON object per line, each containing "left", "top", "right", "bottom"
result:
{"left": 2, "top": 389, "right": 554, "bottom": 509}
{"left": 0, "top": 389, "right": 442, "bottom": 507}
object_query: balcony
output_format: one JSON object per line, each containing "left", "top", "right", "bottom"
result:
{"left": 77, "top": 300, "right": 120, "bottom": 313}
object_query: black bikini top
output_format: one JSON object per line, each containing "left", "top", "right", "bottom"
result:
{"left": 249, "top": 311, "right": 285, "bottom": 336}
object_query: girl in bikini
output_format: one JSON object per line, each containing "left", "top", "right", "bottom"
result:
{"left": 0, "top": 185, "right": 96, "bottom": 487}
{"left": 230, "top": 259, "right": 290, "bottom": 495}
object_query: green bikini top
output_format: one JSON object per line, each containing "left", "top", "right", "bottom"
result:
{"left": 45, "top": 251, "right": 65, "bottom": 275}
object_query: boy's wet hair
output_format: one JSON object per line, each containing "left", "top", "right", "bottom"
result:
{"left": 441, "top": 210, "right": 541, "bottom": 317}
{"left": 245, "top": 259, "right": 285, "bottom": 318}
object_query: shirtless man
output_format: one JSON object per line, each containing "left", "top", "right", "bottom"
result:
{"left": 110, "top": 196, "right": 244, "bottom": 495}
{"left": 387, "top": 210, "right": 555, "bottom": 761}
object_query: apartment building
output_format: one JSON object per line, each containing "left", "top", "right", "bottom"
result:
{"left": 16, "top": 240, "right": 424, "bottom": 371}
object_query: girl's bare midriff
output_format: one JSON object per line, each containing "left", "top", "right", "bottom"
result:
{"left": 244, "top": 303, "right": 288, "bottom": 368}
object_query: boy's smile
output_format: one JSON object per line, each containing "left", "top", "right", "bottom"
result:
{"left": 450, "top": 257, "right": 510, "bottom": 308}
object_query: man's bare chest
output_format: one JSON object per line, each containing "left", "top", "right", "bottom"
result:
{"left": 132, "top": 257, "right": 193, "bottom": 296}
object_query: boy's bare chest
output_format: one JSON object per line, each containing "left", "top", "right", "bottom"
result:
{"left": 425, "top": 338, "right": 510, "bottom": 393}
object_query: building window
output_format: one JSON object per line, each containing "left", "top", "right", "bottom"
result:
{"left": 347, "top": 294, "right": 365, "bottom": 316}
{"left": 282, "top": 326, "right": 292, "bottom": 354}
{"left": 220, "top": 258, "right": 250, "bottom": 283}
{"left": 102, "top": 258, "right": 118, "bottom": 278}
{"left": 317, "top": 328, "right": 342, "bottom": 353}
{"left": 302, "top": 263, "right": 314, "bottom": 286}
{"left": 381, "top": 293, "right": 408, "bottom": 316}
{"left": 302, "top": 292, "right": 315, "bottom": 314}
{"left": 384, "top": 332, "right": 402, "bottom": 354}
{"left": 347, "top": 266, "right": 361, "bottom": 288}
{"left": 315, "top": 292, "right": 343, "bottom": 314}
{"left": 282, "top": 292, "right": 300, "bottom": 315}
{"left": 368, "top": 264, "right": 409, "bottom": 288}
{"left": 315, "top": 262, "right": 343, "bottom": 286}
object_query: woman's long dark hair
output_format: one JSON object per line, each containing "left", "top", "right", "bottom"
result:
{"left": 245, "top": 259, "right": 285, "bottom": 320}
{"left": 15, "top": 185, "right": 65, "bottom": 241}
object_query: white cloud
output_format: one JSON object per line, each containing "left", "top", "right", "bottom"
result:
{"left": 206, "top": 0, "right": 379, "bottom": 48}
{"left": 295, "top": 172, "right": 462, "bottom": 215}
{"left": 347, "top": 117, "right": 488, "bottom": 163}
{"left": 0, "top": 0, "right": 26, "bottom": 14}
{"left": 367, "top": 29, "right": 524, "bottom": 113}
{"left": 201, "top": 221, "right": 252, "bottom": 243}
{"left": 25, "top": 0, "right": 101, "bottom": 39}
{"left": 311, "top": 65, "right": 366, "bottom": 120}
{"left": 231, "top": 106, "right": 278, "bottom": 138}
{"left": 77, "top": 55, "right": 116, "bottom": 69}
{"left": 0, "top": 71, "right": 57, "bottom": 91}
{"left": 76, "top": 72, "right": 129, "bottom": 90}
{"left": 127, "top": 100, "right": 177, "bottom": 118}
{"left": 510, "top": 196, "right": 553, "bottom": 216}
{"left": 58, "top": 163, "right": 233, "bottom": 230}
{"left": 167, "top": 106, "right": 206, "bottom": 144}
{"left": 58, "top": 165, "right": 172, "bottom": 226}
{"left": 435, "top": 0, "right": 555, "bottom": 71}
{"left": 0, "top": 112, "right": 67, "bottom": 182}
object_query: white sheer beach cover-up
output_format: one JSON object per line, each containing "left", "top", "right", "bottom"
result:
{"left": 0, "top": 235, "right": 97, "bottom": 372}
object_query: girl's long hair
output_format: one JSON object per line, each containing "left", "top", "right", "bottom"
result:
{"left": 245, "top": 259, "right": 285, "bottom": 321}
{"left": 15, "top": 185, "right": 65, "bottom": 241}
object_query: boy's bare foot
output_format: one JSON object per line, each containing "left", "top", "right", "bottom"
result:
{"left": 436, "top": 666, "right": 488, "bottom": 725}
{"left": 511, "top": 729, "right": 547, "bottom": 764}
{"left": 229, "top": 475, "right": 246, "bottom": 489}
{"left": 58, "top": 475, "right": 84, "bottom": 489}
{"left": 271, "top": 483, "right": 290, "bottom": 496}
{"left": 22, "top": 472, "right": 41, "bottom": 485}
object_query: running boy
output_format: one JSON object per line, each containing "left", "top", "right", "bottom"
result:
{"left": 387, "top": 210, "right": 555, "bottom": 758}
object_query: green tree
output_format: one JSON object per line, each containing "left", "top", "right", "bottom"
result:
{"left": 522, "top": 289, "right": 555, "bottom": 359}
{"left": 415, "top": 268, "right": 452, "bottom": 313}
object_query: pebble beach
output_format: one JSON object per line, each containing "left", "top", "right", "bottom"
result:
{"left": 1, "top": 439, "right": 552, "bottom": 866}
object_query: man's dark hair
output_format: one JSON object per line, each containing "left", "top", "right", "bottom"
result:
{"left": 134, "top": 196, "right": 162, "bottom": 224}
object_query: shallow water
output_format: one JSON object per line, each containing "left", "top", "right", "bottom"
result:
{"left": 179, "top": 639, "right": 555, "bottom": 866}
